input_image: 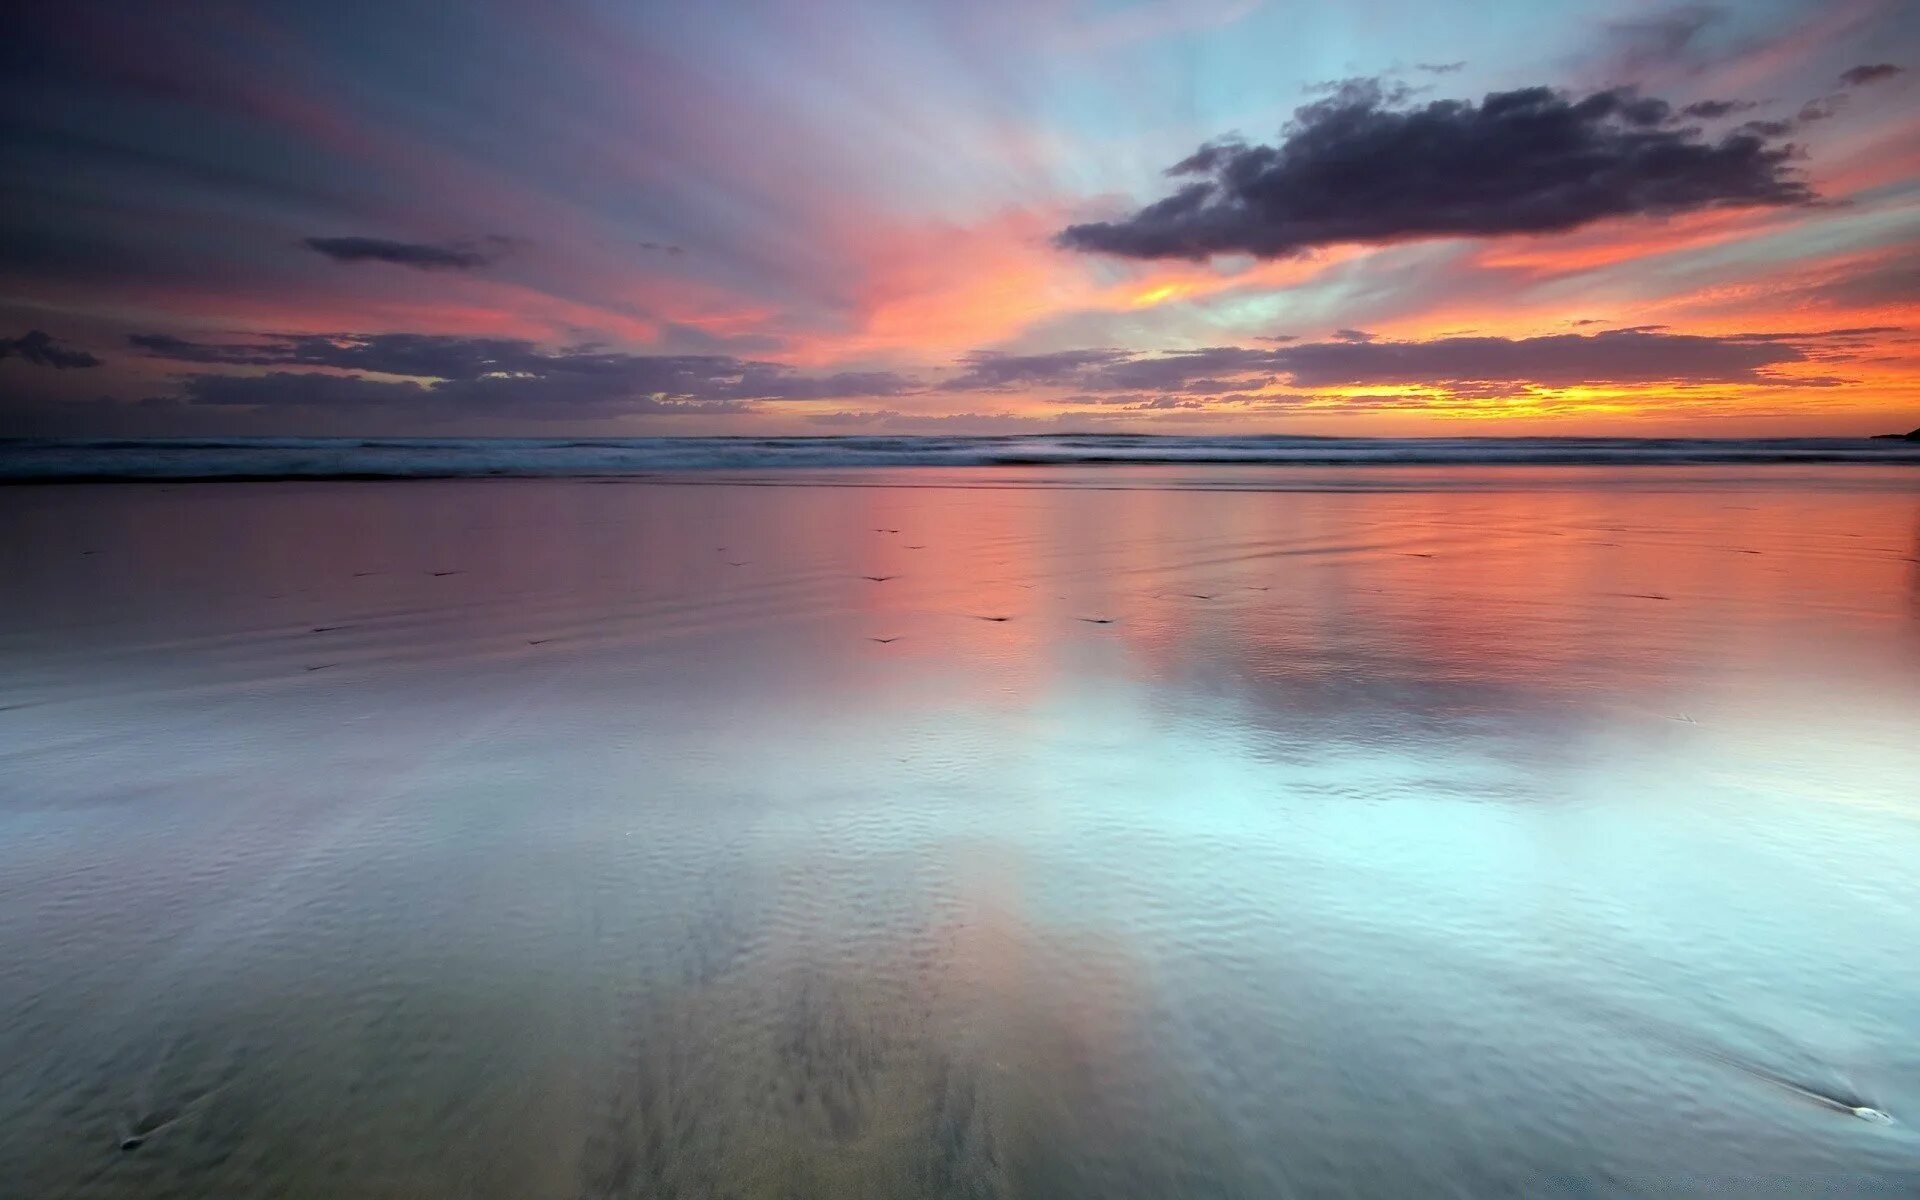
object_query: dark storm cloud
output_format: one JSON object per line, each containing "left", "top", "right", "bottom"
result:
{"left": 950, "top": 328, "right": 1851, "bottom": 398}
{"left": 1839, "top": 64, "right": 1904, "bottom": 87}
{"left": 1057, "top": 82, "right": 1812, "bottom": 261}
{"left": 1, "top": 330, "right": 101, "bottom": 369}
{"left": 131, "top": 332, "right": 916, "bottom": 418}
{"left": 301, "top": 237, "right": 513, "bottom": 271}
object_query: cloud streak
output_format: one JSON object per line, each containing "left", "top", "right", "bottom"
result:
{"left": 1839, "top": 63, "right": 1904, "bottom": 87}
{"left": 1267, "top": 328, "right": 1840, "bottom": 389}
{"left": 1, "top": 330, "right": 101, "bottom": 369}
{"left": 302, "top": 236, "right": 514, "bottom": 271}
{"left": 123, "top": 326, "right": 1862, "bottom": 423}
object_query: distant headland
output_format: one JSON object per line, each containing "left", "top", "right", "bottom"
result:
{"left": 1871, "top": 427, "right": 1920, "bottom": 441}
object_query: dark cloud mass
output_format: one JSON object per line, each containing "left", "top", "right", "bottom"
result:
{"left": 98, "top": 325, "right": 1869, "bottom": 426}
{"left": 302, "top": 237, "right": 511, "bottom": 271}
{"left": 955, "top": 329, "right": 1848, "bottom": 397}
{"left": 1839, "top": 63, "right": 1904, "bottom": 87}
{"left": 1267, "top": 328, "right": 1825, "bottom": 389}
{"left": 1057, "top": 82, "right": 1813, "bottom": 261}
{"left": 132, "top": 332, "right": 914, "bottom": 418}
{"left": 1, "top": 330, "right": 101, "bottom": 369}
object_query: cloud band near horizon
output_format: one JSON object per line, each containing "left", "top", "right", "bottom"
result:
{"left": 109, "top": 325, "right": 1890, "bottom": 421}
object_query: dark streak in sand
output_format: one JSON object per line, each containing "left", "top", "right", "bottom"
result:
{"left": 868, "top": 636, "right": 901, "bottom": 643}
{"left": 118, "top": 1085, "right": 230, "bottom": 1151}
{"left": 311, "top": 625, "right": 346, "bottom": 633}
{"left": 862, "top": 575, "right": 897, "bottom": 582}
{"left": 1078, "top": 617, "right": 1117, "bottom": 624}
{"left": 430, "top": 570, "right": 464, "bottom": 577}
{"left": 304, "top": 663, "right": 337, "bottom": 672}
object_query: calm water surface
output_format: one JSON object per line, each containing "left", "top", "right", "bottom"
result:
{"left": 2, "top": 466, "right": 1918, "bottom": 1197}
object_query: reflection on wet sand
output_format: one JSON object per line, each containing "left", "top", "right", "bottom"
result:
{"left": 1, "top": 465, "right": 1918, "bottom": 1197}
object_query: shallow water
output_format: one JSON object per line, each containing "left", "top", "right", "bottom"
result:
{"left": 2, "top": 465, "right": 1918, "bottom": 1197}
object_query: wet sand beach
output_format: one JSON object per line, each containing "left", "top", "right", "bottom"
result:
{"left": 3, "top": 464, "right": 1919, "bottom": 1197}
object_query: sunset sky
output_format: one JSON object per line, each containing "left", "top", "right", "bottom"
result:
{"left": 2, "top": 0, "right": 1916, "bottom": 437}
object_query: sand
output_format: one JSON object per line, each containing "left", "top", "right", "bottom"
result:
{"left": 2, "top": 464, "right": 1918, "bottom": 1197}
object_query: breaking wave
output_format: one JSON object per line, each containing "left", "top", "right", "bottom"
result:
{"left": 5, "top": 434, "right": 1920, "bottom": 480}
